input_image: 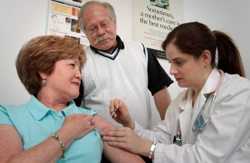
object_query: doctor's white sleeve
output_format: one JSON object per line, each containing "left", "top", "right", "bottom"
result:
{"left": 134, "top": 121, "right": 172, "bottom": 144}
{"left": 133, "top": 96, "right": 181, "bottom": 144}
{"left": 153, "top": 82, "right": 250, "bottom": 163}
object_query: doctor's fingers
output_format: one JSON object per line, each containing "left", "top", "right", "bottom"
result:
{"left": 107, "top": 141, "right": 131, "bottom": 151}
{"left": 110, "top": 98, "right": 121, "bottom": 110}
{"left": 111, "top": 98, "right": 122, "bottom": 107}
{"left": 105, "top": 136, "right": 142, "bottom": 154}
{"left": 109, "top": 99, "right": 117, "bottom": 117}
{"left": 114, "top": 98, "right": 122, "bottom": 108}
{"left": 102, "top": 127, "right": 127, "bottom": 137}
{"left": 103, "top": 134, "right": 128, "bottom": 143}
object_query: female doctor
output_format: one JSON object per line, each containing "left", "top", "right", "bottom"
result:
{"left": 102, "top": 22, "right": 250, "bottom": 163}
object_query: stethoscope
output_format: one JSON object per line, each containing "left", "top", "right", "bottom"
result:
{"left": 173, "top": 70, "right": 224, "bottom": 146}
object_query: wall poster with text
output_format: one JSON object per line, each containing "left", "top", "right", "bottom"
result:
{"left": 133, "top": 0, "right": 183, "bottom": 59}
{"left": 47, "top": 0, "right": 89, "bottom": 45}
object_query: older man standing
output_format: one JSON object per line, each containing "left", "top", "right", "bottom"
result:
{"left": 76, "top": 1, "right": 173, "bottom": 128}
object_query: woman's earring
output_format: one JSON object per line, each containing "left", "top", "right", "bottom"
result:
{"left": 42, "top": 79, "right": 47, "bottom": 86}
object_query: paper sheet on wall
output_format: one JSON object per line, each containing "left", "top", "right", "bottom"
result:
{"left": 47, "top": 0, "right": 89, "bottom": 45}
{"left": 133, "top": 0, "right": 183, "bottom": 59}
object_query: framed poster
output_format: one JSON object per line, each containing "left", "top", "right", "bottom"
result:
{"left": 133, "top": 0, "right": 183, "bottom": 59}
{"left": 47, "top": 0, "right": 89, "bottom": 45}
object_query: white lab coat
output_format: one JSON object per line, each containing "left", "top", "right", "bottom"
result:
{"left": 135, "top": 69, "right": 250, "bottom": 163}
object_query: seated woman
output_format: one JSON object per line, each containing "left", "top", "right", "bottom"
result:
{"left": 103, "top": 22, "right": 250, "bottom": 163}
{"left": 0, "top": 35, "right": 144, "bottom": 163}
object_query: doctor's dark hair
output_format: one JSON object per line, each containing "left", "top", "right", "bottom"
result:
{"left": 162, "top": 22, "right": 245, "bottom": 77}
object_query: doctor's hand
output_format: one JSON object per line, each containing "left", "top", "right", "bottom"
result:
{"left": 102, "top": 127, "right": 153, "bottom": 157}
{"left": 109, "top": 99, "right": 134, "bottom": 129}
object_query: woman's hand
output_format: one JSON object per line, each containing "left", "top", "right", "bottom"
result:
{"left": 109, "top": 99, "right": 134, "bottom": 128}
{"left": 58, "top": 114, "right": 95, "bottom": 146}
{"left": 102, "top": 127, "right": 152, "bottom": 157}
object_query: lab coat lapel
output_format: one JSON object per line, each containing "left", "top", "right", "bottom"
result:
{"left": 178, "top": 90, "right": 193, "bottom": 143}
{"left": 191, "top": 94, "right": 207, "bottom": 128}
{"left": 191, "top": 69, "right": 221, "bottom": 128}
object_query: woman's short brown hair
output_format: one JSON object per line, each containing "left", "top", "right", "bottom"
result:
{"left": 16, "top": 35, "right": 85, "bottom": 96}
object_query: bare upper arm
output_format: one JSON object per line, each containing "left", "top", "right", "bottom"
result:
{"left": 153, "top": 88, "right": 171, "bottom": 119}
{"left": 92, "top": 115, "right": 113, "bottom": 132}
{"left": 0, "top": 125, "right": 23, "bottom": 162}
{"left": 92, "top": 116, "right": 145, "bottom": 163}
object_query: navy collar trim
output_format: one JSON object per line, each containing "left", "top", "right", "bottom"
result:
{"left": 90, "top": 36, "right": 124, "bottom": 60}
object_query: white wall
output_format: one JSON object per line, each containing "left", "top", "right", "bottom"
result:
{"left": 0, "top": 0, "right": 48, "bottom": 105}
{"left": 1, "top": 0, "right": 250, "bottom": 105}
